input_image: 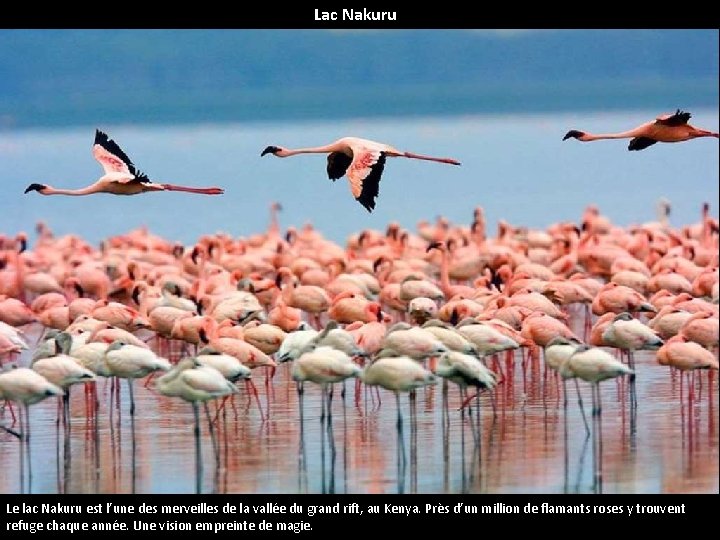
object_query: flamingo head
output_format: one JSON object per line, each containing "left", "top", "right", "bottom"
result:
{"left": 190, "top": 245, "right": 203, "bottom": 265}
{"left": 172, "top": 243, "right": 185, "bottom": 259}
{"left": 562, "top": 130, "right": 586, "bottom": 141}
{"left": 24, "top": 183, "right": 48, "bottom": 194}
{"left": 66, "top": 277, "right": 85, "bottom": 298}
{"left": 261, "top": 145, "right": 286, "bottom": 157}
{"left": 106, "top": 340, "right": 127, "bottom": 352}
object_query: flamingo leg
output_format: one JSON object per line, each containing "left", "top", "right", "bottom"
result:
{"left": 297, "top": 382, "right": 304, "bottom": 437}
{"left": 24, "top": 404, "right": 32, "bottom": 487}
{"left": 192, "top": 401, "right": 202, "bottom": 494}
{"left": 204, "top": 402, "right": 220, "bottom": 468}
{"left": 143, "top": 372, "right": 157, "bottom": 389}
{"left": 395, "top": 392, "right": 406, "bottom": 468}
{"left": 247, "top": 380, "right": 265, "bottom": 422}
{"left": 127, "top": 379, "right": 135, "bottom": 417}
{"left": 19, "top": 402, "right": 25, "bottom": 493}
{"left": 573, "top": 378, "right": 591, "bottom": 437}
{"left": 2, "top": 400, "right": 17, "bottom": 424}
{"left": 212, "top": 396, "right": 230, "bottom": 425}
{"left": 0, "top": 422, "right": 20, "bottom": 438}
{"left": 458, "top": 390, "right": 479, "bottom": 410}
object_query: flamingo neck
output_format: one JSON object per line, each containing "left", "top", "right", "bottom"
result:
{"left": 284, "top": 143, "right": 343, "bottom": 157}
{"left": 269, "top": 207, "right": 279, "bottom": 235}
{"left": 438, "top": 248, "right": 452, "bottom": 298}
{"left": 402, "top": 152, "right": 460, "bottom": 165}
{"left": 580, "top": 129, "right": 642, "bottom": 141}
{"left": 135, "top": 286, "right": 151, "bottom": 318}
{"left": 43, "top": 185, "right": 100, "bottom": 196}
{"left": 278, "top": 274, "right": 294, "bottom": 305}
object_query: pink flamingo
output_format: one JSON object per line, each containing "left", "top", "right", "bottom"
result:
{"left": 657, "top": 334, "right": 719, "bottom": 410}
{"left": 563, "top": 110, "right": 719, "bottom": 150}
{"left": 24, "top": 130, "right": 224, "bottom": 197}
{"left": 261, "top": 137, "right": 460, "bottom": 212}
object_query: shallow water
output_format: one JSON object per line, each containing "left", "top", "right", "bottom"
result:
{"left": 1, "top": 315, "right": 717, "bottom": 495}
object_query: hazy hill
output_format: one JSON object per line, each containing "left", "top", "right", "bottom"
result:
{"left": 0, "top": 29, "right": 717, "bottom": 128}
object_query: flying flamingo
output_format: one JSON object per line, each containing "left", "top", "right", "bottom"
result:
{"left": 24, "top": 130, "right": 225, "bottom": 197}
{"left": 261, "top": 137, "right": 461, "bottom": 212}
{"left": 563, "top": 110, "right": 719, "bottom": 151}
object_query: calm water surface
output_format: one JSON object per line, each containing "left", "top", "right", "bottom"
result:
{"left": 1, "top": 315, "right": 717, "bottom": 495}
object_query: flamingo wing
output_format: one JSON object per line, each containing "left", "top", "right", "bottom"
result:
{"left": 181, "top": 368, "right": 231, "bottom": 395}
{"left": 628, "top": 137, "right": 658, "bottom": 151}
{"left": 655, "top": 109, "right": 691, "bottom": 126}
{"left": 346, "top": 150, "right": 387, "bottom": 213}
{"left": 92, "top": 130, "right": 150, "bottom": 182}
{"left": 327, "top": 152, "right": 352, "bottom": 181}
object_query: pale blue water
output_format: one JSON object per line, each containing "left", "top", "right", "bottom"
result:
{"left": 1, "top": 109, "right": 718, "bottom": 246}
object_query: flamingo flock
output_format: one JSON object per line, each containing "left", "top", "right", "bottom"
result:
{"left": 1, "top": 197, "right": 717, "bottom": 491}
{"left": 2, "top": 110, "right": 719, "bottom": 491}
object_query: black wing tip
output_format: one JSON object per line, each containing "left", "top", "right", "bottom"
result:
{"left": 673, "top": 109, "right": 692, "bottom": 122}
{"left": 94, "top": 129, "right": 108, "bottom": 144}
{"left": 356, "top": 198, "right": 375, "bottom": 213}
{"left": 354, "top": 152, "right": 386, "bottom": 214}
{"left": 658, "top": 110, "right": 692, "bottom": 126}
{"left": 327, "top": 152, "right": 352, "bottom": 181}
{"left": 92, "top": 128, "right": 149, "bottom": 180}
{"left": 628, "top": 137, "right": 657, "bottom": 151}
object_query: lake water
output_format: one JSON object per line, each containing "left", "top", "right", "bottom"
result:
{"left": 0, "top": 315, "right": 718, "bottom": 495}
{"left": 0, "top": 109, "right": 718, "bottom": 247}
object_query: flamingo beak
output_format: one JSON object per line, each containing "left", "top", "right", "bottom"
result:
{"left": 24, "top": 183, "right": 47, "bottom": 194}
{"left": 261, "top": 146, "right": 280, "bottom": 157}
{"left": 563, "top": 130, "right": 584, "bottom": 141}
{"left": 131, "top": 286, "right": 141, "bottom": 306}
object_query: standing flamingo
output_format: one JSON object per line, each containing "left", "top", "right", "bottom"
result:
{"left": 0, "top": 368, "right": 63, "bottom": 490}
{"left": 24, "top": 130, "right": 224, "bottom": 197}
{"left": 433, "top": 350, "right": 498, "bottom": 433}
{"left": 361, "top": 354, "right": 436, "bottom": 486}
{"left": 559, "top": 345, "right": 634, "bottom": 488}
{"left": 155, "top": 357, "right": 239, "bottom": 493}
{"left": 563, "top": 110, "right": 719, "bottom": 151}
{"left": 261, "top": 137, "right": 461, "bottom": 212}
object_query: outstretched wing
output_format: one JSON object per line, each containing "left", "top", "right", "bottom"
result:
{"left": 92, "top": 130, "right": 150, "bottom": 182}
{"left": 628, "top": 137, "right": 658, "bottom": 151}
{"left": 326, "top": 152, "right": 352, "bottom": 181}
{"left": 346, "top": 150, "right": 387, "bottom": 213}
{"left": 655, "top": 109, "right": 692, "bottom": 126}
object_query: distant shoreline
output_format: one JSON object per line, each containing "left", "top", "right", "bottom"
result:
{"left": 2, "top": 79, "right": 717, "bottom": 131}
